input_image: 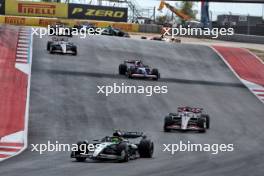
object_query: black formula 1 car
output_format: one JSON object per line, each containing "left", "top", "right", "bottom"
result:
{"left": 119, "top": 60, "right": 160, "bottom": 80}
{"left": 101, "top": 26, "right": 130, "bottom": 37}
{"left": 71, "top": 130, "right": 154, "bottom": 162}
{"left": 47, "top": 37, "right": 77, "bottom": 55}
{"left": 164, "top": 106, "right": 210, "bottom": 133}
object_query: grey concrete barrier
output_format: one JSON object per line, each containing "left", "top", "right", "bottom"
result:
{"left": 138, "top": 24, "right": 162, "bottom": 33}
{"left": 217, "top": 34, "right": 264, "bottom": 44}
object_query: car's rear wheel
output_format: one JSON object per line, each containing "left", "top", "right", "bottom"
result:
{"left": 152, "top": 68, "right": 160, "bottom": 80}
{"left": 47, "top": 41, "right": 52, "bottom": 51}
{"left": 119, "top": 64, "right": 127, "bottom": 75}
{"left": 138, "top": 139, "right": 154, "bottom": 158}
{"left": 202, "top": 114, "right": 210, "bottom": 129}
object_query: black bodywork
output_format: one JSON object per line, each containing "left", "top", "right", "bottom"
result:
{"left": 119, "top": 60, "right": 160, "bottom": 80}
{"left": 71, "top": 131, "right": 154, "bottom": 162}
{"left": 101, "top": 26, "right": 130, "bottom": 37}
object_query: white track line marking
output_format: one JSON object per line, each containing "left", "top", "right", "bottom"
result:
{"left": 18, "top": 44, "right": 29, "bottom": 47}
{"left": 18, "top": 40, "right": 30, "bottom": 43}
{"left": 17, "top": 51, "right": 28, "bottom": 54}
{"left": 16, "top": 55, "right": 28, "bottom": 58}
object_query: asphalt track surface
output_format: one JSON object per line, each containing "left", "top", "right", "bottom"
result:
{"left": 1, "top": 35, "right": 264, "bottom": 176}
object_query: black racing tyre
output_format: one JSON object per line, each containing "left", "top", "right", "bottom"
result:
{"left": 152, "top": 68, "right": 160, "bottom": 80}
{"left": 47, "top": 41, "right": 52, "bottom": 51}
{"left": 202, "top": 114, "right": 210, "bottom": 129}
{"left": 197, "top": 119, "right": 206, "bottom": 133}
{"left": 72, "top": 46, "right": 77, "bottom": 56}
{"left": 75, "top": 141, "right": 88, "bottom": 162}
{"left": 73, "top": 50, "right": 77, "bottom": 56}
{"left": 163, "top": 126, "right": 171, "bottom": 132}
{"left": 164, "top": 116, "right": 173, "bottom": 132}
{"left": 118, "top": 149, "right": 129, "bottom": 162}
{"left": 119, "top": 64, "right": 127, "bottom": 75}
{"left": 138, "top": 139, "right": 154, "bottom": 158}
{"left": 49, "top": 46, "right": 54, "bottom": 54}
{"left": 117, "top": 142, "right": 129, "bottom": 162}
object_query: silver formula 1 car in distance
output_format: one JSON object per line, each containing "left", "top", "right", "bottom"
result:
{"left": 119, "top": 60, "right": 160, "bottom": 80}
{"left": 71, "top": 130, "right": 154, "bottom": 162}
{"left": 164, "top": 106, "right": 210, "bottom": 133}
{"left": 47, "top": 37, "right": 77, "bottom": 55}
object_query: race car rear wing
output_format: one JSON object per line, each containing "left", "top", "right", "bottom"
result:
{"left": 178, "top": 107, "right": 203, "bottom": 113}
{"left": 121, "top": 132, "right": 144, "bottom": 139}
{"left": 52, "top": 37, "right": 69, "bottom": 42}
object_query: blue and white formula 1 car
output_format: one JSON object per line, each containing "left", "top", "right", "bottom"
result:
{"left": 119, "top": 60, "right": 160, "bottom": 80}
{"left": 71, "top": 130, "right": 154, "bottom": 162}
{"left": 164, "top": 106, "right": 210, "bottom": 133}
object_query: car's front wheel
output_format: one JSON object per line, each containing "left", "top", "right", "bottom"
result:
{"left": 117, "top": 142, "right": 129, "bottom": 162}
{"left": 72, "top": 47, "right": 77, "bottom": 56}
{"left": 197, "top": 119, "right": 206, "bottom": 133}
{"left": 49, "top": 47, "right": 54, "bottom": 54}
{"left": 47, "top": 41, "right": 52, "bottom": 51}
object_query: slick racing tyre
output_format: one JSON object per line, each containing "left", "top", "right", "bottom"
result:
{"left": 72, "top": 46, "right": 77, "bottom": 56}
{"left": 152, "top": 68, "right": 160, "bottom": 81}
{"left": 119, "top": 149, "right": 129, "bottom": 162}
{"left": 138, "top": 139, "right": 154, "bottom": 158}
{"left": 119, "top": 64, "right": 127, "bottom": 75}
{"left": 47, "top": 41, "right": 52, "bottom": 51}
{"left": 164, "top": 116, "right": 173, "bottom": 132}
{"left": 75, "top": 141, "right": 88, "bottom": 162}
{"left": 117, "top": 142, "right": 129, "bottom": 162}
{"left": 202, "top": 114, "right": 210, "bottom": 129}
{"left": 197, "top": 119, "right": 206, "bottom": 133}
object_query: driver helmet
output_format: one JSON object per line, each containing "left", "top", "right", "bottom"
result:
{"left": 135, "top": 60, "right": 141, "bottom": 67}
{"left": 113, "top": 130, "right": 122, "bottom": 137}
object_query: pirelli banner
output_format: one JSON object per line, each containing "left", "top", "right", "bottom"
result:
{"left": 68, "top": 4, "right": 128, "bottom": 22}
{"left": 0, "top": 0, "right": 5, "bottom": 15}
{"left": 5, "top": 0, "right": 67, "bottom": 18}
